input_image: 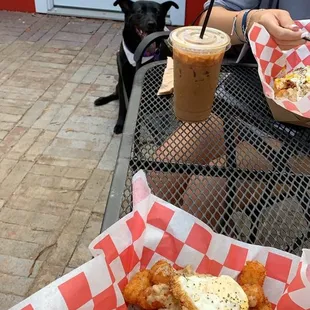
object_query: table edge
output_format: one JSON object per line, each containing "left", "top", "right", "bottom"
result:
{"left": 101, "top": 61, "right": 167, "bottom": 232}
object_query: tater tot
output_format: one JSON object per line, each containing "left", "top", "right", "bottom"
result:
{"left": 253, "top": 299, "right": 273, "bottom": 310}
{"left": 138, "top": 283, "right": 180, "bottom": 310}
{"left": 123, "top": 270, "right": 152, "bottom": 305}
{"left": 138, "top": 286, "right": 166, "bottom": 309}
{"left": 241, "top": 284, "right": 265, "bottom": 308}
{"left": 238, "top": 261, "right": 266, "bottom": 286}
{"left": 150, "top": 260, "right": 175, "bottom": 285}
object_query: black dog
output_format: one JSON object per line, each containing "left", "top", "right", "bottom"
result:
{"left": 94, "top": 0, "right": 178, "bottom": 134}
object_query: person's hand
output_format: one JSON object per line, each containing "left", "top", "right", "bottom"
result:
{"left": 248, "top": 9, "right": 307, "bottom": 50}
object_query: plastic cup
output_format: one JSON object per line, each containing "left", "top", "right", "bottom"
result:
{"left": 170, "top": 26, "right": 231, "bottom": 122}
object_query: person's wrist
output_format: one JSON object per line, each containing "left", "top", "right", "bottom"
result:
{"left": 249, "top": 9, "right": 264, "bottom": 26}
{"left": 246, "top": 9, "right": 264, "bottom": 34}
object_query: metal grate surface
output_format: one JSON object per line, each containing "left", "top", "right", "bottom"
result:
{"left": 114, "top": 63, "right": 310, "bottom": 256}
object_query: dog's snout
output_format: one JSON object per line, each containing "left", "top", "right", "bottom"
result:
{"left": 147, "top": 21, "right": 156, "bottom": 29}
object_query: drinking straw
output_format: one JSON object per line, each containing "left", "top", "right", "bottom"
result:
{"left": 200, "top": 0, "right": 215, "bottom": 39}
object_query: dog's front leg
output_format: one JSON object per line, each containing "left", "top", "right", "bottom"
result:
{"left": 114, "top": 76, "right": 127, "bottom": 134}
{"left": 94, "top": 83, "right": 119, "bottom": 106}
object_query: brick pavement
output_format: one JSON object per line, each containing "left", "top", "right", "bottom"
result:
{"left": 0, "top": 11, "right": 122, "bottom": 309}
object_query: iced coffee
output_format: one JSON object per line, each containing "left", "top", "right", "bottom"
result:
{"left": 170, "top": 26, "right": 230, "bottom": 122}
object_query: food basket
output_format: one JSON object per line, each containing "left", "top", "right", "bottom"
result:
{"left": 248, "top": 20, "right": 310, "bottom": 128}
{"left": 10, "top": 171, "right": 310, "bottom": 310}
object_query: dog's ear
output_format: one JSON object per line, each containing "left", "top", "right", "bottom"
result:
{"left": 113, "top": 0, "right": 133, "bottom": 13}
{"left": 161, "top": 1, "right": 179, "bottom": 15}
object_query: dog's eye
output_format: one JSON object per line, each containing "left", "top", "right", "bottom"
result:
{"left": 151, "top": 8, "right": 159, "bottom": 15}
{"left": 137, "top": 6, "right": 146, "bottom": 14}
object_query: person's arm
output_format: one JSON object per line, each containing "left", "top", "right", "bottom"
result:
{"left": 199, "top": 7, "right": 265, "bottom": 45}
{"left": 199, "top": 3, "right": 306, "bottom": 49}
{"left": 199, "top": 7, "right": 248, "bottom": 45}
{"left": 199, "top": 0, "right": 260, "bottom": 45}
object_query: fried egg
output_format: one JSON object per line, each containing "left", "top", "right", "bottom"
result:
{"left": 171, "top": 274, "right": 249, "bottom": 310}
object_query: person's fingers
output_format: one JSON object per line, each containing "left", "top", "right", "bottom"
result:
{"left": 301, "top": 32, "right": 310, "bottom": 40}
{"left": 276, "top": 10, "right": 296, "bottom": 29}
{"left": 288, "top": 24, "right": 301, "bottom": 32}
{"left": 267, "top": 23, "right": 304, "bottom": 41}
{"left": 275, "top": 39, "right": 306, "bottom": 50}
{"left": 277, "top": 44, "right": 301, "bottom": 51}
{"left": 260, "top": 13, "right": 304, "bottom": 41}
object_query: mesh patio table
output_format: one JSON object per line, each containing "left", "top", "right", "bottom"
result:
{"left": 102, "top": 61, "right": 310, "bottom": 256}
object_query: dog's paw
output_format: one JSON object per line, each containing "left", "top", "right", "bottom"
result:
{"left": 114, "top": 123, "right": 124, "bottom": 135}
{"left": 94, "top": 97, "right": 110, "bottom": 106}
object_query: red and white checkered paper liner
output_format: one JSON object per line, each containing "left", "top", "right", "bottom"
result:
{"left": 11, "top": 170, "right": 310, "bottom": 310}
{"left": 248, "top": 20, "right": 310, "bottom": 118}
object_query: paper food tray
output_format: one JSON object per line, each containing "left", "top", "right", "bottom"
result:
{"left": 248, "top": 20, "right": 310, "bottom": 127}
{"left": 11, "top": 171, "right": 310, "bottom": 310}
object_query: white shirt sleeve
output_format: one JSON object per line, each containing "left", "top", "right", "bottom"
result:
{"left": 204, "top": 0, "right": 261, "bottom": 11}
